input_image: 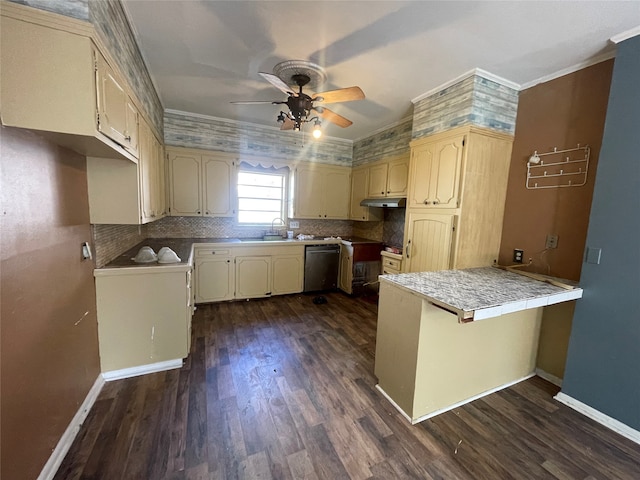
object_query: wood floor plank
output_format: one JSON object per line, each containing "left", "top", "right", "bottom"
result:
{"left": 54, "top": 292, "right": 640, "bottom": 480}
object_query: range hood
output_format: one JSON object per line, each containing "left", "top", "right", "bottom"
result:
{"left": 360, "top": 197, "right": 406, "bottom": 208}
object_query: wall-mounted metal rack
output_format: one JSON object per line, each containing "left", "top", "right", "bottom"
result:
{"left": 526, "top": 145, "right": 590, "bottom": 190}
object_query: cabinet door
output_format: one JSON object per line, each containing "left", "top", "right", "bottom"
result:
{"left": 386, "top": 157, "right": 409, "bottom": 196}
{"left": 431, "top": 136, "right": 464, "bottom": 208}
{"left": 350, "top": 167, "right": 370, "bottom": 221}
{"left": 368, "top": 163, "right": 388, "bottom": 198}
{"left": 155, "top": 142, "right": 166, "bottom": 217}
{"left": 138, "top": 119, "right": 155, "bottom": 223}
{"left": 405, "top": 213, "right": 455, "bottom": 273}
{"left": 272, "top": 255, "right": 303, "bottom": 295}
{"left": 124, "top": 98, "right": 139, "bottom": 157}
{"left": 236, "top": 256, "right": 271, "bottom": 299}
{"left": 96, "top": 52, "right": 128, "bottom": 147}
{"left": 339, "top": 246, "right": 353, "bottom": 294}
{"left": 408, "top": 143, "right": 435, "bottom": 208}
{"left": 324, "top": 169, "right": 350, "bottom": 219}
{"left": 408, "top": 136, "right": 464, "bottom": 209}
{"left": 169, "top": 152, "right": 202, "bottom": 216}
{"left": 202, "top": 155, "right": 235, "bottom": 217}
{"left": 195, "top": 257, "right": 234, "bottom": 302}
{"left": 294, "top": 166, "right": 324, "bottom": 218}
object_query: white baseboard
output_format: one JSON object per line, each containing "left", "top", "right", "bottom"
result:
{"left": 102, "top": 358, "right": 183, "bottom": 381}
{"left": 554, "top": 392, "right": 640, "bottom": 445}
{"left": 37, "top": 375, "right": 105, "bottom": 480}
{"left": 535, "top": 368, "right": 563, "bottom": 387}
{"left": 377, "top": 373, "right": 536, "bottom": 425}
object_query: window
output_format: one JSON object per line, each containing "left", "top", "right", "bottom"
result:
{"left": 237, "top": 166, "right": 288, "bottom": 225}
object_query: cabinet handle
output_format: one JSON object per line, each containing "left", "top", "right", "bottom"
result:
{"left": 381, "top": 191, "right": 385, "bottom": 195}
{"left": 206, "top": 211, "right": 209, "bottom": 214}
{"left": 406, "top": 240, "right": 411, "bottom": 258}
{"left": 387, "top": 191, "right": 390, "bottom": 194}
{"left": 125, "top": 135, "right": 131, "bottom": 142}
{"left": 433, "top": 200, "right": 439, "bottom": 205}
{"left": 423, "top": 199, "right": 431, "bottom": 205}
{"left": 197, "top": 211, "right": 201, "bottom": 214}
{"left": 226, "top": 259, "right": 230, "bottom": 263}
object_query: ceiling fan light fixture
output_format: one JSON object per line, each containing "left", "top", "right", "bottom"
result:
{"left": 312, "top": 119, "right": 322, "bottom": 139}
{"left": 276, "top": 111, "right": 286, "bottom": 124}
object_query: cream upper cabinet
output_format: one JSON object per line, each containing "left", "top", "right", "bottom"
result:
{"left": 368, "top": 163, "right": 389, "bottom": 198}
{"left": 86, "top": 116, "right": 165, "bottom": 225}
{"left": 235, "top": 256, "right": 272, "bottom": 299}
{"left": 367, "top": 155, "right": 410, "bottom": 198}
{"left": 168, "top": 147, "right": 236, "bottom": 218}
{"left": 349, "top": 166, "right": 382, "bottom": 222}
{"left": 293, "top": 164, "right": 350, "bottom": 219}
{"left": 169, "top": 151, "right": 202, "bottom": 216}
{"left": 404, "top": 126, "right": 513, "bottom": 272}
{"left": 408, "top": 135, "right": 464, "bottom": 209}
{"left": 138, "top": 119, "right": 165, "bottom": 223}
{"left": 386, "top": 156, "right": 410, "bottom": 196}
{"left": 0, "top": 7, "right": 144, "bottom": 161}
{"left": 272, "top": 255, "right": 304, "bottom": 295}
{"left": 202, "top": 155, "right": 236, "bottom": 217}
{"left": 293, "top": 165, "right": 325, "bottom": 218}
{"left": 404, "top": 212, "right": 456, "bottom": 273}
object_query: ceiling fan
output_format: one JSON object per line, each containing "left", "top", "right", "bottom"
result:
{"left": 232, "top": 60, "right": 365, "bottom": 137}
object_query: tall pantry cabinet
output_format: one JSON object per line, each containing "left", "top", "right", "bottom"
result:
{"left": 403, "top": 126, "right": 513, "bottom": 273}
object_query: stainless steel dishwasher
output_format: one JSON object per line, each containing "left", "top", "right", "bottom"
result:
{"left": 304, "top": 244, "right": 340, "bottom": 292}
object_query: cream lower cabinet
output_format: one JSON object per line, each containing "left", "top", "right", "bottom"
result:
{"left": 272, "top": 255, "right": 304, "bottom": 295}
{"left": 293, "top": 163, "right": 350, "bottom": 219}
{"left": 194, "top": 249, "right": 235, "bottom": 303}
{"left": 236, "top": 256, "right": 272, "bottom": 299}
{"left": 94, "top": 267, "right": 191, "bottom": 374}
{"left": 339, "top": 244, "right": 354, "bottom": 294}
{"left": 404, "top": 126, "right": 513, "bottom": 273}
{"left": 404, "top": 213, "right": 456, "bottom": 273}
{"left": 194, "top": 244, "right": 305, "bottom": 303}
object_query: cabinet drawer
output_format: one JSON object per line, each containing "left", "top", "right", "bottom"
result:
{"left": 195, "top": 248, "right": 231, "bottom": 257}
{"left": 382, "top": 267, "right": 400, "bottom": 275}
{"left": 382, "top": 257, "right": 402, "bottom": 270}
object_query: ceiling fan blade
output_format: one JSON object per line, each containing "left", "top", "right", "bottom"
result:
{"left": 231, "top": 100, "right": 279, "bottom": 105}
{"left": 280, "top": 116, "right": 296, "bottom": 130}
{"left": 258, "top": 72, "right": 296, "bottom": 96}
{"left": 312, "top": 86, "right": 365, "bottom": 104}
{"left": 317, "top": 108, "right": 353, "bottom": 128}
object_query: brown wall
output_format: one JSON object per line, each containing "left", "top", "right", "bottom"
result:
{"left": 498, "top": 60, "right": 614, "bottom": 379}
{"left": 1, "top": 127, "right": 101, "bottom": 479}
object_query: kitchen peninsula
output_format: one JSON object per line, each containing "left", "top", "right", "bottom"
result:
{"left": 374, "top": 267, "right": 583, "bottom": 424}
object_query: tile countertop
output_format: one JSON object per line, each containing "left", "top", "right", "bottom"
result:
{"left": 380, "top": 266, "right": 583, "bottom": 322}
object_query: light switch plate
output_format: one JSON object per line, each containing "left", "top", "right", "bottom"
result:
{"left": 586, "top": 247, "right": 601, "bottom": 265}
{"left": 289, "top": 221, "right": 299, "bottom": 229}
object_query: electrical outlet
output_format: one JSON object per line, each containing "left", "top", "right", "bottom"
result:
{"left": 513, "top": 249, "right": 524, "bottom": 263}
{"left": 289, "top": 220, "right": 299, "bottom": 229}
{"left": 546, "top": 234, "right": 559, "bottom": 249}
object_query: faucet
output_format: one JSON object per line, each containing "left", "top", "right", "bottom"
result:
{"left": 270, "top": 217, "right": 286, "bottom": 235}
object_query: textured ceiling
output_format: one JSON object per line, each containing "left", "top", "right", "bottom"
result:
{"left": 122, "top": 1, "right": 640, "bottom": 141}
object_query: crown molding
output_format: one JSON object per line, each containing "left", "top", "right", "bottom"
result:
{"left": 411, "top": 68, "right": 521, "bottom": 104}
{"left": 610, "top": 25, "right": 640, "bottom": 44}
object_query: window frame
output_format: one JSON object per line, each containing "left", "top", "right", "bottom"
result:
{"left": 236, "top": 164, "right": 289, "bottom": 227}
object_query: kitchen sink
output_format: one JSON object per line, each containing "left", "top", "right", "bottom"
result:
{"left": 238, "top": 235, "right": 285, "bottom": 242}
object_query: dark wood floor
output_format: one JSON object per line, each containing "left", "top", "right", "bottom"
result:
{"left": 56, "top": 292, "right": 640, "bottom": 479}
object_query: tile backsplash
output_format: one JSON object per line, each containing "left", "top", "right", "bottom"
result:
{"left": 92, "top": 224, "right": 145, "bottom": 268}
{"left": 382, "top": 208, "right": 406, "bottom": 248}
